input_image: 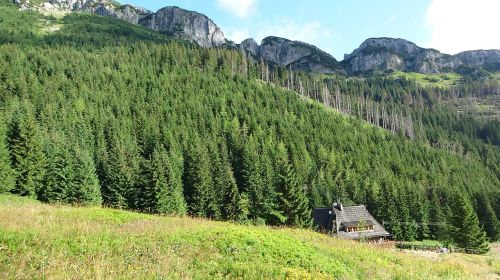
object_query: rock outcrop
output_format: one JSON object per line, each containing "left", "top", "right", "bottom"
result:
{"left": 139, "top": 6, "right": 225, "bottom": 48}
{"left": 343, "top": 38, "right": 460, "bottom": 74}
{"left": 343, "top": 38, "right": 500, "bottom": 74}
{"left": 239, "top": 38, "right": 260, "bottom": 62}
{"left": 455, "top": 50, "right": 500, "bottom": 71}
{"left": 239, "top": 36, "right": 339, "bottom": 74}
{"left": 14, "top": 0, "right": 226, "bottom": 48}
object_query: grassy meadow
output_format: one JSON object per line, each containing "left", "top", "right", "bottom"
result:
{"left": 388, "top": 71, "right": 463, "bottom": 87}
{"left": 0, "top": 194, "right": 498, "bottom": 279}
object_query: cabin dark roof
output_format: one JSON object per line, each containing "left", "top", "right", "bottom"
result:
{"left": 312, "top": 207, "right": 332, "bottom": 230}
{"left": 333, "top": 205, "right": 390, "bottom": 239}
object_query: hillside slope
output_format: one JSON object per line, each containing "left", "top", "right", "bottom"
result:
{"left": 0, "top": 2, "right": 498, "bottom": 244}
{"left": 1, "top": 194, "right": 496, "bottom": 279}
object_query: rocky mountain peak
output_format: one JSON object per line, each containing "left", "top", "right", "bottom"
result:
{"left": 14, "top": 0, "right": 225, "bottom": 47}
{"left": 343, "top": 37, "right": 462, "bottom": 74}
{"left": 343, "top": 37, "right": 500, "bottom": 74}
{"left": 139, "top": 6, "right": 226, "bottom": 48}
{"left": 455, "top": 50, "right": 500, "bottom": 70}
{"left": 239, "top": 36, "right": 339, "bottom": 74}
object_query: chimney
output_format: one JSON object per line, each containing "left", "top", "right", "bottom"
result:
{"left": 334, "top": 198, "right": 343, "bottom": 211}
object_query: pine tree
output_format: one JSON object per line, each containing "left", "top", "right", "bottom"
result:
{"left": 69, "top": 149, "right": 102, "bottom": 206}
{"left": 450, "top": 192, "right": 490, "bottom": 254}
{"left": 0, "top": 118, "right": 14, "bottom": 193}
{"left": 7, "top": 113, "right": 45, "bottom": 198}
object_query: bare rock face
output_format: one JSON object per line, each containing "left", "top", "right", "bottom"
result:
{"left": 15, "top": 0, "right": 150, "bottom": 23}
{"left": 92, "top": 4, "right": 151, "bottom": 25}
{"left": 139, "top": 6, "right": 226, "bottom": 48}
{"left": 14, "top": 1, "right": 226, "bottom": 48}
{"left": 343, "top": 38, "right": 461, "bottom": 74}
{"left": 239, "top": 36, "right": 339, "bottom": 74}
{"left": 455, "top": 50, "right": 500, "bottom": 70}
{"left": 239, "top": 38, "right": 260, "bottom": 63}
{"left": 343, "top": 37, "right": 500, "bottom": 74}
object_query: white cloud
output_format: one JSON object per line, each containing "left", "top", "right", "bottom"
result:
{"left": 222, "top": 17, "right": 336, "bottom": 58}
{"left": 256, "top": 18, "right": 332, "bottom": 43}
{"left": 225, "top": 29, "right": 251, "bottom": 44}
{"left": 426, "top": 0, "right": 500, "bottom": 54}
{"left": 254, "top": 18, "right": 335, "bottom": 54}
{"left": 217, "top": 0, "right": 257, "bottom": 19}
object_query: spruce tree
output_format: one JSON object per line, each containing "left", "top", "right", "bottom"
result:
{"left": 7, "top": 113, "right": 45, "bottom": 197}
{"left": 213, "top": 140, "right": 245, "bottom": 221}
{"left": 40, "top": 138, "right": 73, "bottom": 203}
{"left": 222, "top": 168, "right": 245, "bottom": 221}
{"left": 476, "top": 194, "right": 500, "bottom": 242}
{"left": 380, "top": 180, "right": 402, "bottom": 240}
{"left": 100, "top": 135, "right": 136, "bottom": 209}
{"left": 275, "top": 143, "right": 311, "bottom": 228}
{"left": 428, "top": 188, "right": 448, "bottom": 242}
{"left": 70, "top": 149, "right": 102, "bottom": 206}
{"left": 159, "top": 149, "right": 187, "bottom": 215}
{"left": 142, "top": 146, "right": 187, "bottom": 215}
{"left": 136, "top": 156, "right": 155, "bottom": 212}
{"left": 398, "top": 189, "right": 418, "bottom": 241}
{"left": 412, "top": 190, "right": 430, "bottom": 241}
{"left": 241, "top": 136, "right": 264, "bottom": 220}
{"left": 450, "top": 192, "right": 490, "bottom": 254}
{"left": 0, "top": 118, "right": 14, "bottom": 193}
{"left": 184, "top": 140, "right": 214, "bottom": 218}
{"left": 259, "top": 148, "right": 284, "bottom": 225}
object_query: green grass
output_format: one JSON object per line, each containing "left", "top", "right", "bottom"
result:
{"left": 388, "top": 71, "right": 463, "bottom": 87}
{"left": 1, "top": 195, "right": 496, "bottom": 279}
{"left": 0, "top": 2, "right": 173, "bottom": 47}
{"left": 400, "top": 240, "right": 444, "bottom": 247}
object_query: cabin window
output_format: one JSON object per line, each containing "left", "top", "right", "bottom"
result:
{"left": 345, "top": 225, "right": 374, "bottom": 232}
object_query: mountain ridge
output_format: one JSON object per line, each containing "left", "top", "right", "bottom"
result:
{"left": 343, "top": 37, "right": 500, "bottom": 74}
{"left": 12, "top": 0, "right": 500, "bottom": 74}
{"left": 15, "top": 0, "right": 226, "bottom": 47}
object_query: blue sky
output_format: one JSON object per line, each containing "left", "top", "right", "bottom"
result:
{"left": 120, "top": 0, "right": 500, "bottom": 60}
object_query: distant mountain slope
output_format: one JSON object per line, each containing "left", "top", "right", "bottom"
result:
{"left": 343, "top": 37, "right": 500, "bottom": 74}
{"left": 239, "top": 36, "right": 339, "bottom": 74}
{"left": 12, "top": 1, "right": 500, "bottom": 75}
{"left": 14, "top": 0, "right": 226, "bottom": 47}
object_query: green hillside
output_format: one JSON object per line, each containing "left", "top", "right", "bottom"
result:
{"left": 0, "top": 1, "right": 498, "bottom": 255}
{"left": 2, "top": 194, "right": 498, "bottom": 279}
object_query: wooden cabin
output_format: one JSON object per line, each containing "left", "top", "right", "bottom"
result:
{"left": 313, "top": 200, "right": 391, "bottom": 242}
